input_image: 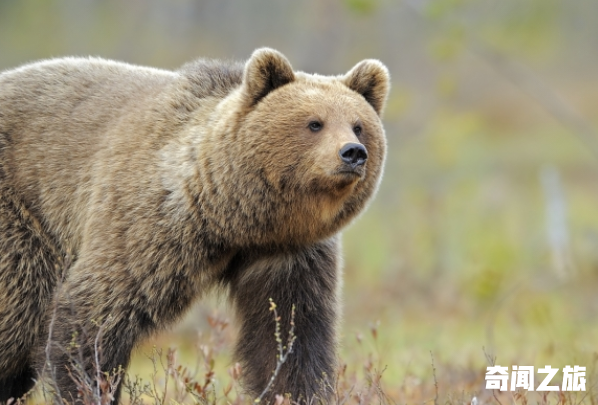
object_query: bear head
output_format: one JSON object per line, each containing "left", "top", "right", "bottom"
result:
{"left": 206, "top": 48, "right": 390, "bottom": 247}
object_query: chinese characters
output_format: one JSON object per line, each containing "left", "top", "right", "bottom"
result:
{"left": 485, "top": 365, "right": 585, "bottom": 392}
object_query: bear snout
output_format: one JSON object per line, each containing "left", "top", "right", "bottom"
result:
{"left": 339, "top": 142, "right": 368, "bottom": 169}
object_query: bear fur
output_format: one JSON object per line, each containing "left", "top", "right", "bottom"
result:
{"left": 0, "top": 48, "right": 389, "bottom": 404}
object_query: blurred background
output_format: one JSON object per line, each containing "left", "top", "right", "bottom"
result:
{"left": 3, "top": 0, "right": 598, "bottom": 402}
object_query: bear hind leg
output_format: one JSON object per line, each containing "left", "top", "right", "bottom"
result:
{"left": 0, "top": 365, "right": 36, "bottom": 403}
{"left": 0, "top": 178, "right": 62, "bottom": 400}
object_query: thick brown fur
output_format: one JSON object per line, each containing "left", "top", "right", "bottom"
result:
{"left": 0, "top": 48, "right": 390, "bottom": 404}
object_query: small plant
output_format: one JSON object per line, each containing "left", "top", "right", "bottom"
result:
{"left": 254, "top": 299, "right": 297, "bottom": 404}
{"left": 21, "top": 300, "right": 400, "bottom": 405}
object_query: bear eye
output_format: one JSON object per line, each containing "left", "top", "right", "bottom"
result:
{"left": 353, "top": 125, "right": 363, "bottom": 137}
{"left": 308, "top": 121, "right": 323, "bottom": 132}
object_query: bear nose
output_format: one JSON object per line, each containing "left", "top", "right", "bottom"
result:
{"left": 339, "top": 143, "right": 368, "bottom": 168}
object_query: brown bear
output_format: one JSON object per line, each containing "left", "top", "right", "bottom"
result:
{"left": 0, "top": 48, "right": 389, "bottom": 404}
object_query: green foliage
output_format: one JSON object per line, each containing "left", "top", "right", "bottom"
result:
{"left": 343, "top": 0, "right": 378, "bottom": 16}
{"left": 481, "top": 0, "right": 561, "bottom": 58}
{"left": 424, "top": 0, "right": 471, "bottom": 20}
{"left": 428, "top": 26, "right": 465, "bottom": 62}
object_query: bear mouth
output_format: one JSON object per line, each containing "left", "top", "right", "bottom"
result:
{"left": 334, "top": 165, "right": 365, "bottom": 179}
{"left": 331, "top": 167, "right": 365, "bottom": 190}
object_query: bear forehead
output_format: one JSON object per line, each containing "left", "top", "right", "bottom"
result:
{"left": 265, "top": 77, "right": 375, "bottom": 120}
{"left": 293, "top": 72, "right": 356, "bottom": 97}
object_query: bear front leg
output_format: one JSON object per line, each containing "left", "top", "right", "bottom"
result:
{"left": 42, "top": 272, "right": 145, "bottom": 405}
{"left": 230, "top": 237, "right": 340, "bottom": 404}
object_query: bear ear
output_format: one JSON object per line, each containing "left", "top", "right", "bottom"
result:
{"left": 343, "top": 59, "right": 390, "bottom": 116}
{"left": 243, "top": 48, "right": 295, "bottom": 107}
